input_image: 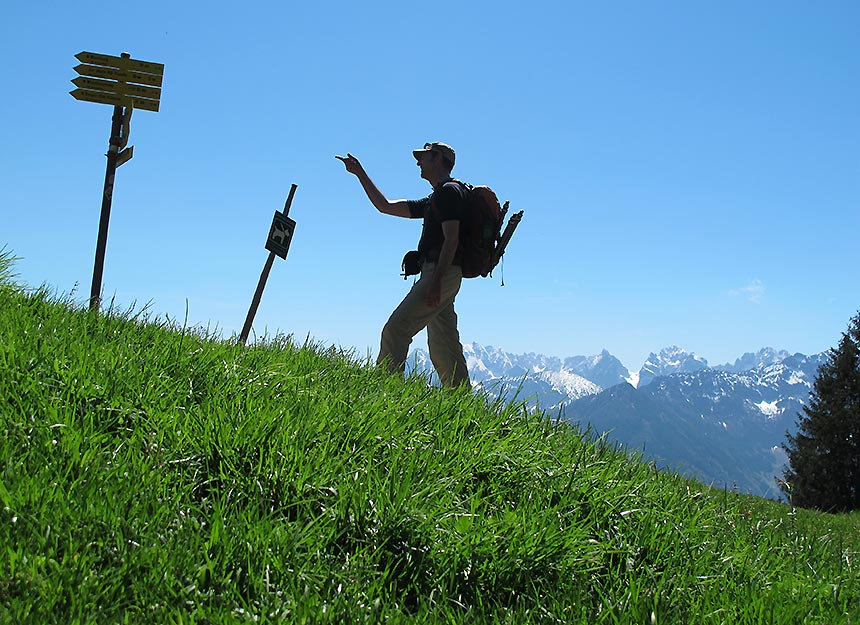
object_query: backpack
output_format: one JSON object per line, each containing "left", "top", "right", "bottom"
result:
{"left": 455, "top": 181, "right": 523, "bottom": 279}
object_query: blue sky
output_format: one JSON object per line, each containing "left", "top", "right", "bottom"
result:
{"left": 3, "top": 1, "right": 858, "bottom": 370}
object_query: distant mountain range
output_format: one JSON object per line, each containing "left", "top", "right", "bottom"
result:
{"left": 407, "top": 344, "right": 827, "bottom": 500}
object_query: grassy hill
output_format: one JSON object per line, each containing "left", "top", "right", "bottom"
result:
{"left": 1, "top": 253, "right": 858, "bottom": 624}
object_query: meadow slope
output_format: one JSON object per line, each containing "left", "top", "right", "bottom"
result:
{"left": 1, "top": 255, "right": 858, "bottom": 624}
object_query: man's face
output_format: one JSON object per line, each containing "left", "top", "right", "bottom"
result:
{"left": 416, "top": 150, "right": 437, "bottom": 180}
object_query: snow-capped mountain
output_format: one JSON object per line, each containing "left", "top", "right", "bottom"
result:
{"left": 407, "top": 343, "right": 623, "bottom": 409}
{"left": 564, "top": 351, "right": 826, "bottom": 500}
{"left": 456, "top": 343, "right": 628, "bottom": 389}
{"left": 715, "top": 348, "right": 792, "bottom": 373}
{"left": 637, "top": 346, "right": 709, "bottom": 387}
{"left": 408, "top": 341, "right": 826, "bottom": 501}
{"left": 562, "top": 350, "right": 630, "bottom": 390}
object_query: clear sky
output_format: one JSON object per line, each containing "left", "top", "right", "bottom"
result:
{"left": 3, "top": 1, "right": 858, "bottom": 371}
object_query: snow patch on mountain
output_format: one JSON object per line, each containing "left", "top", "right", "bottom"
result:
{"left": 626, "top": 370, "right": 641, "bottom": 388}
{"left": 542, "top": 370, "right": 601, "bottom": 400}
{"left": 754, "top": 400, "right": 780, "bottom": 417}
{"left": 787, "top": 371, "right": 806, "bottom": 385}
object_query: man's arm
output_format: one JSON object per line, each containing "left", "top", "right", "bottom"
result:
{"left": 425, "top": 219, "right": 460, "bottom": 308}
{"left": 336, "top": 153, "right": 411, "bottom": 218}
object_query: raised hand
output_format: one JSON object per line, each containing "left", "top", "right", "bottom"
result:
{"left": 335, "top": 153, "right": 364, "bottom": 177}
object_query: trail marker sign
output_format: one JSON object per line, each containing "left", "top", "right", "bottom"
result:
{"left": 70, "top": 51, "right": 165, "bottom": 310}
{"left": 265, "top": 212, "right": 297, "bottom": 260}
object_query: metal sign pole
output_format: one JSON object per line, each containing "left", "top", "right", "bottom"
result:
{"left": 239, "top": 184, "right": 298, "bottom": 344}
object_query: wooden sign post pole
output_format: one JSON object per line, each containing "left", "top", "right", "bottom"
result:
{"left": 239, "top": 184, "right": 298, "bottom": 344}
{"left": 89, "top": 84, "right": 127, "bottom": 310}
{"left": 71, "top": 50, "right": 164, "bottom": 310}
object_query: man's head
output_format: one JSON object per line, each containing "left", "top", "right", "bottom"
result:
{"left": 413, "top": 142, "right": 455, "bottom": 176}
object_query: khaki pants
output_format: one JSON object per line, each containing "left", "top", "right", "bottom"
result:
{"left": 378, "top": 262, "right": 470, "bottom": 387}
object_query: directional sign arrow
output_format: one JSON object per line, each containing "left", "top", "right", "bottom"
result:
{"left": 70, "top": 88, "right": 160, "bottom": 112}
{"left": 117, "top": 146, "right": 134, "bottom": 167}
{"left": 72, "top": 76, "right": 161, "bottom": 100}
{"left": 70, "top": 88, "right": 125, "bottom": 107}
{"left": 75, "top": 51, "right": 164, "bottom": 76}
{"left": 74, "top": 63, "right": 163, "bottom": 87}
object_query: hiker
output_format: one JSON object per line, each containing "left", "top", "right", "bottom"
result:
{"left": 336, "top": 142, "right": 471, "bottom": 387}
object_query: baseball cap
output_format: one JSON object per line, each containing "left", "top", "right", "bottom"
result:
{"left": 413, "top": 142, "right": 455, "bottom": 168}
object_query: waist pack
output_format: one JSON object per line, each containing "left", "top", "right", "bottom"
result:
{"left": 401, "top": 250, "right": 422, "bottom": 278}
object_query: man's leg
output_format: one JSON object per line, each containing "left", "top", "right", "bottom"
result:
{"left": 377, "top": 286, "right": 423, "bottom": 375}
{"left": 377, "top": 264, "right": 451, "bottom": 375}
{"left": 427, "top": 299, "right": 470, "bottom": 387}
{"left": 377, "top": 263, "right": 467, "bottom": 381}
{"left": 424, "top": 265, "right": 470, "bottom": 387}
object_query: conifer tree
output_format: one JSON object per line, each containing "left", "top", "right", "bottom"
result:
{"left": 781, "top": 312, "right": 860, "bottom": 511}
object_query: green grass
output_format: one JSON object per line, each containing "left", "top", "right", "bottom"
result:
{"left": 1, "top": 249, "right": 858, "bottom": 624}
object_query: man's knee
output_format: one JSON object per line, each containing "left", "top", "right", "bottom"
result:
{"left": 379, "top": 317, "right": 414, "bottom": 374}
{"left": 381, "top": 316, "right": 410, "bottom": 349}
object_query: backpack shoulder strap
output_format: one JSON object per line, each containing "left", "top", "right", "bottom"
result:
{"left": 448, "top": 178, "right": 472, "bottom": 191}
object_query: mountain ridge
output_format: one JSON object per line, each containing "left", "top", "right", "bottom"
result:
{"left": 408, "top": 342, "right": 825, "bottom": 499}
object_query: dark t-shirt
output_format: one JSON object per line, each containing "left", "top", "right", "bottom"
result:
{"left": 406, "top": 180, "right": 467, "bottom": 263}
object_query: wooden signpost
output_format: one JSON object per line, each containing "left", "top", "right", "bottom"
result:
{"left": 70, "top": 51, "right": 164, "bottom": 310}
{"left": 240, "top": 185, "right": 299, "bottom": 344}
{"left": 71, "top": 51, "right": 164, "bottom": 111}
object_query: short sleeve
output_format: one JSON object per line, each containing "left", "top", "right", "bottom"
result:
{"left": 406, "top": 196, "right": 431, "bottom": 219}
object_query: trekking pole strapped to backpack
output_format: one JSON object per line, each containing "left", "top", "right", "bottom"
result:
{"left": 492, "top": 205, "right": 524, "bottom": 272}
